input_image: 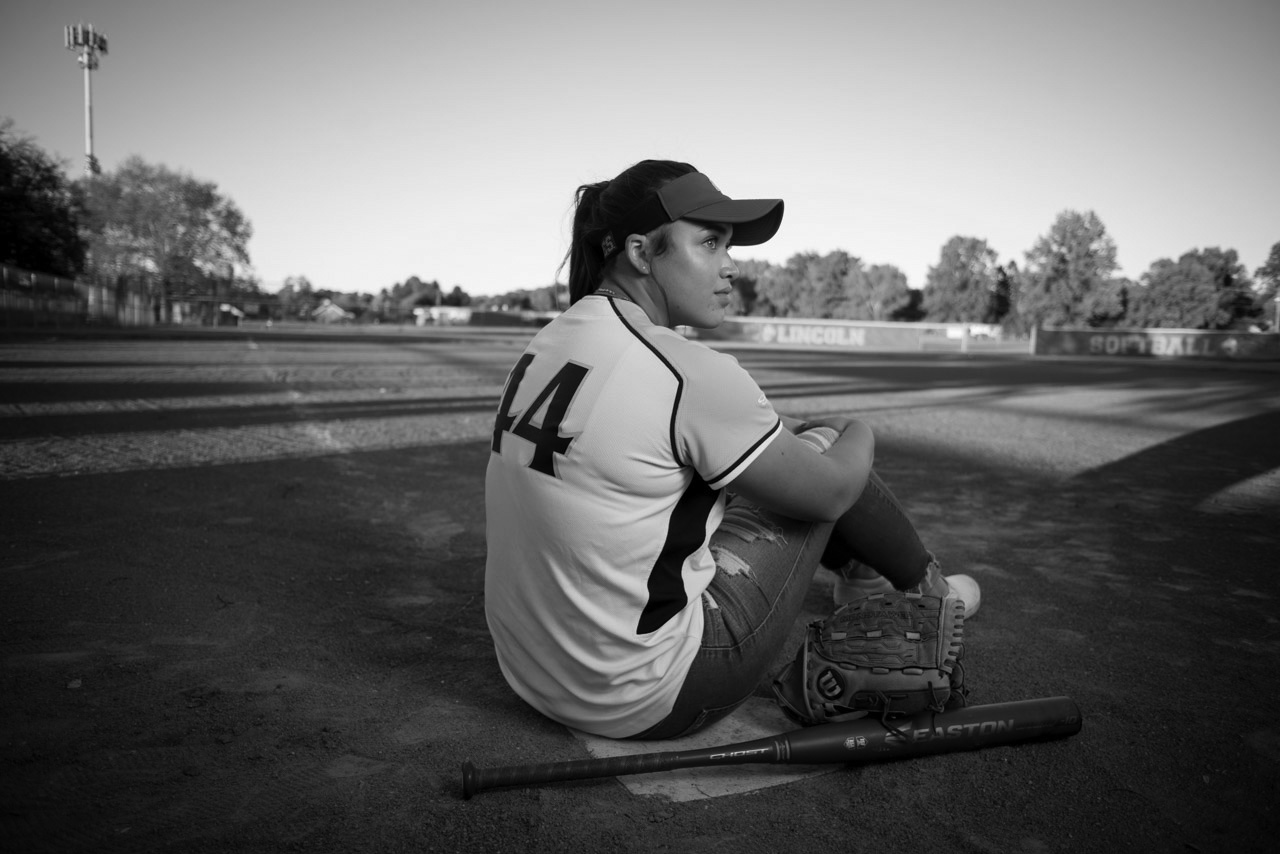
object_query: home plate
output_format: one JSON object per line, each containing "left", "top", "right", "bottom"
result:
{"left": 570, "top": 697, "right": 838, "bottom": 801}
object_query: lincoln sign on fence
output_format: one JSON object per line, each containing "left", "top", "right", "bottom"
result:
{"left": 693, "top": 317, "right": 986, "bottom": 350}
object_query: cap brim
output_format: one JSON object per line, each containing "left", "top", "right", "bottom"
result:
{"left": 684, "top": 199, "right": 784, "bottom": 246}
{"left": 603, "top": 172, "right": 785, "bottom": 259}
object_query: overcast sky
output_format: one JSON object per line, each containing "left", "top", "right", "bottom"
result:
{"left": 4, "top": 0, "right": 1278, "bottom": 296}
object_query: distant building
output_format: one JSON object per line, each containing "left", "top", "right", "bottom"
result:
{"left": 312, "top": 298, "right": 354, "bottom": 323}
{"left": 414, "top": 306, "right": 472, "bottom": 325}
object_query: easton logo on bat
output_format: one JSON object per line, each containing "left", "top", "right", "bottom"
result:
{"left": 880, "top": 718, "right": 1016, "bottom": 744}
{"left": 709, "top": 747, "right": 771, "bottom": 760}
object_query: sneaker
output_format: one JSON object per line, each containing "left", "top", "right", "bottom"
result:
{"left": 911, "top": 558, "right": 982, "bottom": 620}
{"left": 832, "top": 565, "right": 895, "bottom": 606}
{"left": 943, "top": 573, "right": 981, "bottom": 620}
{"left": 839, "top": 558, "right": 982, "bottom": 620}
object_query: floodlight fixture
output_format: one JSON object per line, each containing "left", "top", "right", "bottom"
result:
{"left": 64, "top": 22, "right": 109, "bottom": 176}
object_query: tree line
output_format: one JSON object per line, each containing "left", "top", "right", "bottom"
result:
{"left": 272, "top": 274, "right": 474, "bottom": 322}
{"left": 489, "top": 214, "right": 1278, "bottom": 334}
{"left": 4, "top": 117, "right": 1277, "bottom": 330}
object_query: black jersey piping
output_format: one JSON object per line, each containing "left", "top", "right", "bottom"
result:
{"left": 606, "top": 297, "right": 686, "bottom": 467}
{"left": 606, "top": 298, "right": 782, "bottom": 485}
{"left": 705, "top": 418, "right": 782, "bottom": 487}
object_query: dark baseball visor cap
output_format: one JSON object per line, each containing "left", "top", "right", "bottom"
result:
{"left": 600, "top": 172, "right": 784, "bottom": 258}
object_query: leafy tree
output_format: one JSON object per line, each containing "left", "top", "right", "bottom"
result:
{"left": 745, "top": 253, "right": 917, "bottom": 321}
{"left": 78, "top": 156, "right": 252, "bottom": 319}
{"left": 990, "top": 263, "right": 1014, "bottom": 324}
{"left": 921, "top": 236, "right": 999, "bottom": 322}
{"left": 229, "top": 274, "right": 268, "bottom": 301}
{"left": 999, "top": 263, "right": 1035, "bottom": 335}
{"left": 750, "top": 257, "right": 807, "bottom": 317}
{"left": 1127, "top": 247, "right": 1254, "bottom": 330}
{"left": 1253, "top": 241, "right": 1280, "bottom": 330}
{"left": 729, "top": 258, "right": 773, "bottom": 315}
{"left": 391, "top": 275, "right": 442, "bottom": 307}
{"left": 0, "top": 119, "right": 86, "bottom": 277}
{"left": 472, "top": 283, "right": 559, "bottom": 312}
{"left": 849, "top": 263, "right": 913, "bottom": 321}
{"left": 1200, "top": 247, "right": 1258, "bottom": 327}
{"left": 277, "top": 274, "right": 317, "bottom": 319}
{"left": 1080, "top": 278, "right": 1132, "bottom": 327}
{"left": 443, "top": 285, "right": 472, "bottom": 307}
{"left": 744, "top": 251, "right": 874, "bottom": 319}
{"left": 742, "top": 252, "right": 843, "bottom": 318}
{"left": 368, "top": 288, "right": 393, "bottom": 321}
{"left": 891, "top": 288, "right": 926, "bottom": 322}
{"left": 1018, "top": 210, "right": 1118, "bottom": 328}
{"left": 798, "top": 251, "right": 857, "bottom": 318}
{"left": 1256, "top": 242, "right": 1280, "bottom": 292}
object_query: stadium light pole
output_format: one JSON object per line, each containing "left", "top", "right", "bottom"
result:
{"left": 64, "top": 22, "right": 108, "bottom": 177}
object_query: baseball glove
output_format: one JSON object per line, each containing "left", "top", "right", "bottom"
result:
{"left": 771, "top": 592, "right": 967, "bottom": 726}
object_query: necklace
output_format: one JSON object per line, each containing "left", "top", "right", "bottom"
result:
{"left": 596, "top": 286, "right": 631, "bottom": 302}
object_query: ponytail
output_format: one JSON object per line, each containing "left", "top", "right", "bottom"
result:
{"left": 560, "top": 159, "right": 697, "bottom": 305}
{"left": 563, "top": 181, "right": 610, "bottom": 306}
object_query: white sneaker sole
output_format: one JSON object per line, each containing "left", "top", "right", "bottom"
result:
{"left": 945, "top": 573, "right": 981, "bottom": 620}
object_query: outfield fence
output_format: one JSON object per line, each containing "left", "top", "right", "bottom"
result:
{"left": 688, "top": 316, "right": 1004, "bottom": 352}
{"left": 1, "top": 262, "right": 152, "bottom": 328}
{"left": 1033, "top": 326, "right": 1280, "bottom": 361}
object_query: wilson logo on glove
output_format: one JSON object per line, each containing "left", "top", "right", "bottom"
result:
{"left": 817, "top": 669, "right": 844, "bottom": 700}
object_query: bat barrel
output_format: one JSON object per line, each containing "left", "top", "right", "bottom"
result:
{"left": 784, "top": 695, "right": 1082, "bottom": 764}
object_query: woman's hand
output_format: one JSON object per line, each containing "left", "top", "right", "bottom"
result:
{"left": 792, "top": 414, "right": 860, "bottom": 436}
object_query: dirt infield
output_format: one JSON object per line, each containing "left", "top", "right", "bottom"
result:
{"left": 2, "top": 327, "right": 1277, "bottom": 853}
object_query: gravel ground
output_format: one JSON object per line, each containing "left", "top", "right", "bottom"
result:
{"left": 1, "top": 326, "right": 1277, "bottom": 853}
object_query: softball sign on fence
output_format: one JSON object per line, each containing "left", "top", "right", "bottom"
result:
{"left": 1033, "top": 326, "right": 1280, "bottom": 361}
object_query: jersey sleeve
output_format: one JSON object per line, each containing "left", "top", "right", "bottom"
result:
{"left": 675, "top": 343, "right": 782, "bottom": 491}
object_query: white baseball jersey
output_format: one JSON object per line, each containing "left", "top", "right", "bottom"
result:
{"left": 484, "top": 295, "right": 782, "bottom": 737}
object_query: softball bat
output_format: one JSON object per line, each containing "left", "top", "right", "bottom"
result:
{"left": 461, "top": 695, "right": 1081, "bottom": 798}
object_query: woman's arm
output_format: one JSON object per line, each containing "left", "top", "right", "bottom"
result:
{"left": 730, "top": 417, "right": 874, "bottom": 523}
{"left": 779, "top": 413, "right": 807, "bottom": 433}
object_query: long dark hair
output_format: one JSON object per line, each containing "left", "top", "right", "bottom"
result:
{"left": 561, "top": 159, "right": 696, "bottom": 305}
